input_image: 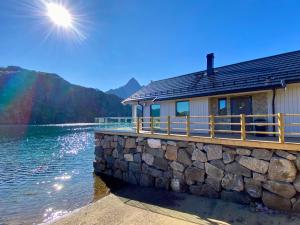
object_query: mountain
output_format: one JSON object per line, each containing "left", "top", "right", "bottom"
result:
{"left": 106, "top": 78, "right": 142, "bottom": 99}
{"left": 0, "top": 66, "right": 131, "bottom": 124}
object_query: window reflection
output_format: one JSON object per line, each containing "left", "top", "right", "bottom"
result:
{"left": 176, "top": 101, "right": 190, "bottom": 116}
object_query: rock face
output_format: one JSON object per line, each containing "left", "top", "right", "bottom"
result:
{"left": 165, "top": 145, "right": 178, "bottom": 161}
{"left": 192, "top": 149, "right": 207, "bottom": 162}
{"left": 204, "top": 145, "right": 223, "bottom": 161}
{"left": 268, "top": 157, "right": 297, "bottom": 182}
{"left": 262, "top": 191, "right": 292, "bottom": 211}
{"left": 147, "top": 139, "right": 161, "bottom": 149}
{"left": 94, "top": 133, "right": 300, "bottom": 213}
{"left": 238, "top": 156, "right": 269, "bottom": 174}
{"left": 262, "top": 180, "right": 296, "bottom": 198}
{"left": 142, "top": 153, "right": 154, "bottom": 165}
{"left": 221, "top": 173, "right": 244, "bottom": 192}
{"left": 184, "top": 167, "right": 205, "bottom": 184}
{"left": 205, "top": 163, "right": 224, "bottom": 181}
{"left": 251, "top": 149, "right": 273, "bottom": 160}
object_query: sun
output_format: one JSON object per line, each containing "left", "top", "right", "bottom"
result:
{"left": 46, "top": 2, "right": 73, "bottom": 28}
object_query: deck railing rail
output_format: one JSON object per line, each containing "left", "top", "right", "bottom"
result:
{"left": 131, "top": 113, "right": 300, "bottom": 144}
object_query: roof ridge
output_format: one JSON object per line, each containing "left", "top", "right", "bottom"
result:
{"left": 145, "top": 49, "right": 300, "bottom": 85}
{"left": 215, "top": 49, "right": 300, "bottom": 70}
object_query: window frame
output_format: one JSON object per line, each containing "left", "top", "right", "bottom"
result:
{"left": 175, "top": 100, "right": 190, "bottom": 117}
{"left": 218, "top": 98, "right": 227, "bottom": 115}
{"left": 150, "top": 104, "right": 161, "bottom": 117}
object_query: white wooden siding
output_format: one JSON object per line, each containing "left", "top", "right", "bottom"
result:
{"left": 142, "top": 98, "right": 209, "bottom": 133}
{"left": 275, "top": 84, "right": 300, "bottom": 134}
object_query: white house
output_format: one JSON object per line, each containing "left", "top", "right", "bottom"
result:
{"left": 123, "top": 51, "right": 300, "bottom": 135}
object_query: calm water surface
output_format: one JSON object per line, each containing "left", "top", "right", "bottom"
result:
{"left": 0, "top": 124, "right": 110, "bottom": 225}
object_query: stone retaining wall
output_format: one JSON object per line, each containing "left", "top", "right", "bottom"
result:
{"left": 93, "top": 133, "right": 300, "bottom": 212}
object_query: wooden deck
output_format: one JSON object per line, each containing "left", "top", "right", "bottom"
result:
{"left": 95, "top": 113, "right": 300, "bottom": 151}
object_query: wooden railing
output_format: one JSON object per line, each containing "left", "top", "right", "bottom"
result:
{"left": 133, "top": 113, "right": 300, "bottom": 144}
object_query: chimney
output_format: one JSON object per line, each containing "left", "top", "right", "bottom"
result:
{"left": 206, "top": 53, "right": 214, "bottom": 75}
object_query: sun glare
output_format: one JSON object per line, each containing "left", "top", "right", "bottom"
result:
{"left": 46, "top": 2, "right": 73, "bottom": 28}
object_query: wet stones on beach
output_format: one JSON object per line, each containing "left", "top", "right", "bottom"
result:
{"left": 94, "top": 133, "right": 300, "bottom": 213}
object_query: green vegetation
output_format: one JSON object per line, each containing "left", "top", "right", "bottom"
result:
{"left": 0, "top": 66, "right": 131, "bottom": 124}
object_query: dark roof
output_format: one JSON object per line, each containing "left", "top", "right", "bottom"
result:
{"left": 123, "top": 50, "right": 300, "bottom": 104}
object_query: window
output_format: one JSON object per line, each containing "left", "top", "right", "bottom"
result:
{"left": 218, "top": 98, "right": 227, "bottom": 115}
{"left": 136, "top": 105, "right": 143, "bottom": 117}
{"left": 176, "top": 101, "right": 190, "bottom": 116}
{"left": 150, "top": 104, "right": 160, "bottom": 117}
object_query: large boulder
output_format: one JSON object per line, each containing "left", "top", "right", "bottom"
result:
{"left": 170, "top": 178, "right": 186, "bottom": 192}
{"left": 275, "top": 150, "right": 296, "bottom": 161}
{"left": 147, "top": 139, "right": 161, "bottom": 148}
{"left": 221, "top": 173, "right": 244, "bottom": 192}
{"left": 296, "top": 154, "right": 300, "bottom": 170}
{"left": 238, "top": 156, "right": 269, "bottom": 174}
{"left": 205, "top": 163, "right": 224, "bottom": 181}
{"left": 293, "top": 174, "right": 300, "bottom": 192}
{"left": 223, "top": 151, "right": 235, "bottom": 164}
{"left": 124, "top": 154, "right": 134, "bottom": 162}
{"left": 142, "top": 163, "right": 163, "bottom": 177}
{"left": 192, "top": 149, "right": 207, "bottom": 162}
{"left": 205, "top": 176, "right": 221, "bottom": 192}
{"left": 165, "top": 145, "right": 178, "bottom": 161}
{"left": 224, "top": 162, "right": 251, "bottom": 177}
{"left": 292, "top": 197, "right": 300, "bottom": 212}
{"left": 244, "top": 178, "right": 262, "bottom": 198}
{"left": 145, "top": 147, "right": 164, "bottom": 158}
{"left": 268, "top": 157, "right": 297, "bottom": 182}
{"left": 184, "top": 166, "right": 205, "bottom": 184}
{"left": 262, "top": 180, "right": 296, "bottom": 198}
{"left": 153, "top": 157, "right": 168, "bottom": 170}
{"left": 236, "top": 148, "right": 251, "bottom": 156}
{"left": 262, "top": 191, "right": 291, "bottom": 211}
{"left": 142, "top": 153, "right": 154, "bottom": 165}
{"left": 251, "top": 149, "right": 273, "bottom": 160}
{"left": 177, "top": 149, "right": 192, "bottom": 166}
{"left": 125, "top": 138, "right": 136, "bottom": 148}
{"left": 203, "top": 145, "right": 222, "bottom": 161}
{"left": 114, "top": 159, "right": 128, "bottom": 171}
{"left": 253, "top": 172, "right": 267, "bottom": 182}
{"left": 170, "top": 161, "right": 185, "bottom": 172}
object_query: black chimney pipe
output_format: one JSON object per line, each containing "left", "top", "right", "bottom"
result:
{"left": 207, "top": 53, "right": 214, "bottom": 75}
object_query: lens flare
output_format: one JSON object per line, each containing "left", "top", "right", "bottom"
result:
{"left": 46, "top": 3, "right": 73, "bottom": 28}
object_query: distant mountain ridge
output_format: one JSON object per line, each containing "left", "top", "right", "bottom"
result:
{"left": 0, "top": 66, "right": 131, "bottom": 124}
{"left": 106, "top": 78, "right": 142, "bottom": 99}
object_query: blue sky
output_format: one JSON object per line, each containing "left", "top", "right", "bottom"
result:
{"left": 0, "top": 0, "right": 299, "bottom": 91}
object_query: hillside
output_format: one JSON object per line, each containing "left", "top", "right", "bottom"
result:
{"left": 106, "top": 78, "right": 142, "bottom": 99}
{"left": 0, "top": 66, "right": 131, "bottom": 124}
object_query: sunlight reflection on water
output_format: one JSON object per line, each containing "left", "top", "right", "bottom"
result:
{"left": 0, "top": 124, "right": 110, "bottom": 225}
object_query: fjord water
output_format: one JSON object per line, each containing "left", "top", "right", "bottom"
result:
{"left": 0, "top": 124, "right": 109, "bottom": 225}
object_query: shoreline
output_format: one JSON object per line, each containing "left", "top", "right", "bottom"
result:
{"left": 47, "top": 185, "right": 300, "bottom": 225}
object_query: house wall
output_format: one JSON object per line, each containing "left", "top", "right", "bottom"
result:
{"left": 141, "top": 98, "right": 209, "bottom": 133}
{"left": 133, "top": 83, "right": 300, "bottom": 136}
{"left": 275, "top": 84, "right": 300, "bottom": 134}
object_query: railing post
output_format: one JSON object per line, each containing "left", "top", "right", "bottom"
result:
{"left": 151, "top": 117, "right": 154, "bottom": 134}
{"left": 278, "top": 113, "right": 285, "bottom": 143}
{"left": 240, "top": 114, "right": 246, "bottom": 141}
{"left": 186, "top": 115, "right": 190, "bottom": 137}
{"left": 136, "top": 117, "right": 140, "bottom": 134}
{"left": 167, "top": 116, "right": 171, "bottom": 135}
{"left": 210, "top": 115, "right": 215, "bottom": 138}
